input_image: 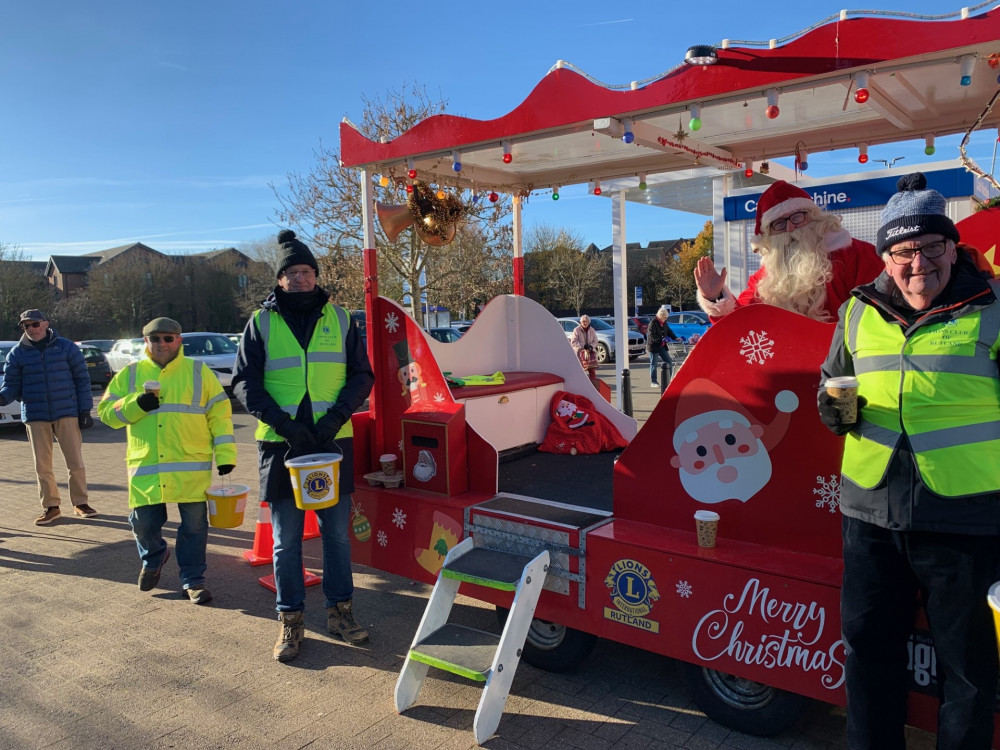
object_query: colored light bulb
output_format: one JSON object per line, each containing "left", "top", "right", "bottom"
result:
{"left": 858, "top": 153, "right": 869, "bottom": 164}
{"left": 854, "top": 88, "right": 870, "bottom": 103}
{"left": 689, "top": 117, "right": 702, "bottom": 131}
{"left": 379, "top": 175, "right": 389, "bottom": 187}
{"left": 488, "top": 192, "right": 499, "bottom": 203}
{"left": 766, "top": 104, "right": 779, "bottom": 119}
{"left": 623, "top": 131, "right": 634, "bottom": 144}
{"left": 502, "top": 152, "right": 512, "bottom": 164}
{"left": 407, "top": 169, "right": 417, "bottom": 179}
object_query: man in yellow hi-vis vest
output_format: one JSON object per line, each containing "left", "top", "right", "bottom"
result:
{"left": 818, "top": 173, "right": 1000, "bottom": 750}
{"left": 232, "top": 230, "right": 374, "bottom": 662}
{"left": 99, "top": 317, "right": 236, "bottom": 605}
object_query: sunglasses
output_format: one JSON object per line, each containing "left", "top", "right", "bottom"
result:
{"left": 21, "top": 321, "right": 42, "bottom": 329}
{"left": 147, "top": 335, "right": 176, "bottom": 343}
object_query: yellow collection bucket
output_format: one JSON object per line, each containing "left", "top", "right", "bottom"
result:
{"left": 206, "top": 484, "right": 249, "bottom": 528}
{"left": 989, "top": 582, "right": 1000, "bottom": 660}
{"left": 285, "top": 453, "right": 342, "bottom": 511}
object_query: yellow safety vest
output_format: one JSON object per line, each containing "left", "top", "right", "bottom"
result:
{"left": 98, "top": 352, "right": 236, "bottom": 508}
{"left": 252, "top": 303, "right": 353, "bottom": 443}
{"left": 841, "top": 287, "right": 1000, "bottom": 497}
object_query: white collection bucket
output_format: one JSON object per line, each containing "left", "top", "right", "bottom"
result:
{"left": 205, "top": 484, "right": 249, "bottom": 528}
{"left": 284, "top": 453, "right": 342, "bottom": 511}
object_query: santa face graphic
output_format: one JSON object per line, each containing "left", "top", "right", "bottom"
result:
{"left": 555, "top": 399, "right": 576, "bottom": 418}
{"left": 670, "top": 414, "right": 772, "bottom": 503}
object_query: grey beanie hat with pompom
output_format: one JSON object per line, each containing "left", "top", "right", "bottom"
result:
{"left": 275, "top": 229, "right": 318, "bottom": 278}
{"left": 876, "top": 173, "right": 959, "bottom": 255}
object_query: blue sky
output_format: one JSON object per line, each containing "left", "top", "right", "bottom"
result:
{"left": 2, "top": 1, "right": 997, "bottom": 261}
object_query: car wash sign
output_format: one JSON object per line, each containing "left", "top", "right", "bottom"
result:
{"left": 723, "top": 168, "right": 978, "bottom": 223}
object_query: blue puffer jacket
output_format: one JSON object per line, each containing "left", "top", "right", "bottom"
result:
{"left": 0, "top": 329, "right": 93, "bottom": 422}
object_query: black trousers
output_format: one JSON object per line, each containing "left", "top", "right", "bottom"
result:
{"left": 841, "top": 515, "right": 1000, "bottom": 750}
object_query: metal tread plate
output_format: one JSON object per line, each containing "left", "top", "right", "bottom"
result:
{"left": 442, "top": 547, "right": 532, "bottom": 590}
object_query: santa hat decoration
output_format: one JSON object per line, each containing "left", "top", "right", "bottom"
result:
{"left": 753, "top": 180, "right": 817, "bottom": 240}
{"left": 672, "top": 378, "right": 799, "bottom": 452}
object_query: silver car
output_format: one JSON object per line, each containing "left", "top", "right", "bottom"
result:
{"left": 181, "top": 332, "right": 238, "bottom": 391}
{"left": 556, "top": 317, "right": 645, "bottom": 364}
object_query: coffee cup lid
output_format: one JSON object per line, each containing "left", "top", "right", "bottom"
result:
{"left": 825, "top": 376, "right": 859, "bottom": 388}
{"left": 379, "top": 453, "right": 397, "bottom": 462}
{"left": 694, "top": 510, "right": 720, "bottom": 521}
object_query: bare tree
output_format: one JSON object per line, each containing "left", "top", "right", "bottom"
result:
{"left": 524, "top": 225, "right": 608, "bottom": 315}
{"left": 273, "top": 84, "right": 512, "bottom": 315}
{"left": 0, "top": 243, "right": 54, "bottom": 338}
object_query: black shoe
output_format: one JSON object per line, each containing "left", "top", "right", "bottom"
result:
{"left": 138, "top": 548, "right": 171, "bottom": 592}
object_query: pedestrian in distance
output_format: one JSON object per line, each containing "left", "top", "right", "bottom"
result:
{"left": 0, "top": 308, "right": 97, "bottom": 525}
{"left": 98, "top": 317, "right": 236, "bottom": 605}
{"left": 232, "top": 229, "right": 375, "bottom": 662}
{"left": 817, "top": 173, "right": 1000, "bottom": 750}
{"left": 646, "top": 306, "right": 679, "bottom": 388}
{"left": 570, "top": 314, "right": 599, "bottom": 381}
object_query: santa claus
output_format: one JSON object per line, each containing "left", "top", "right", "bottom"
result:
{"left": 695, "top": 180, "right": 883, "bottom": 322}
{"left": 669, "top": 378, "right": 799, "bottom": 504}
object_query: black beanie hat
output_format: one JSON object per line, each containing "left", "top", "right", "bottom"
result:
{"left": 876, "top": 173, "right": 960, "bottom": 255}
{"left": 275, "top": 229, "right": 318, "bottom": 279}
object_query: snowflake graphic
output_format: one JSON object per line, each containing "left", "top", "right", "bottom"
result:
{"left": 377, "top": 530, "right": 388, "bottom": 547}
{"left": 813, "top": 475, "right": 841, "bottom": 512}
{"left": 392, "top": 508, "right": 407, "bottom": 529}
{"left": 397, "top": 439, "right": 403, "bottom": 453}
{"left": 384, "top": 312, "right": 400, "bottom": 333}
{"left": 739, "top": 330, "right": 775, "bottom": 365}
{"left": 433, "top": 392, "right": 445, "bottom": 402}
{"left": 676, "top": 580, "right": 693, "bottom": 598}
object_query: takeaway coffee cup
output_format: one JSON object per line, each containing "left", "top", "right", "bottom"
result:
{"left": 825, "top": 376, "right": 860, "bottom": 424}
{"left": 694, "top": 510, "right": 720, "bottom": 548}
{"left": 379, "top": 453, "right": 399, "bottom": 476}
{"left": 143, "top": 380, "right": 161, "bottom": 397}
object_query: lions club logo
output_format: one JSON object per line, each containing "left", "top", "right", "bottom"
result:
{"left": 305, "top": 470, "right": 333, "bottom": 500}
{"left": 604, "top": 558, "right": 661, "bottom": 633}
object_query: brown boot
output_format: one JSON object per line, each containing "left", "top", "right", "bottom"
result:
{"left": 273, "top": 611, "right": 304, "bottom": 662}
{"left": 327, "top": 600, "right": 369, "bottom": 645}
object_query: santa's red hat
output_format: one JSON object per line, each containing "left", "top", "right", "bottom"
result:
{"left": 753, "top": 180, "right": 816, "bottom": 239}
{"left": 672, "top": 378, "right": 798, "bottom": 452}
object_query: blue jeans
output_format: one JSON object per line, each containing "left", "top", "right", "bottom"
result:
{"left": 649, "top": 346, "right": 672, "bottom": 384}
{"left": 841, "top": 515, "right": 1000, "bottom": 750}
{"left": 259, "top": 445, "right": 354, "bottom": 613}
{"left": 129, "top": 501, "right": 208, "bottom": 589}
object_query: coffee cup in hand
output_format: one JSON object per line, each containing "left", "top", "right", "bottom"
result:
{"left": 825, "top": 376, "right": 860, "bottom": 424}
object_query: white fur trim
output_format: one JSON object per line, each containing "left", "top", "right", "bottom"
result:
{"left": 759, "top": 197, "right": 816, "bottom": 231}
{"left": 774, "top": 390, "right": 799, "bottom": 413}
{"left": 674, "top": 409, "right": 750, "bottom": 450}
{"left": 822, "top": 228, "right": 851, "bottom": 252}
{"left": 697, "top": 288, "right": 737, "bottom": 318}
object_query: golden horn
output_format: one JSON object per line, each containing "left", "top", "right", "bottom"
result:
{"left": 376, "top": 202, "right": 413, "bottom": 243}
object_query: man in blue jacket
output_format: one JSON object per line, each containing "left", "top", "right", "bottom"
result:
{"left": 0, "top": 309, "right": 96, "bottom": 525}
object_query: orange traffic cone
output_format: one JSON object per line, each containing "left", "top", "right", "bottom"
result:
{"left": 303, "top": 509, "right": 319, "bottom": 540}
{"left": 243, "top": 501, "right": 274, "bottom": 566}
{"left": 259, "top": 564, "right": 321, "bottom": 593}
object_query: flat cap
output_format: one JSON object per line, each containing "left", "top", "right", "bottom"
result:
{"left": 18, "top": 309, "right": 47, "bottom": 323}
{"left": 142, "top": 317, "right": 182, "bottom": 336}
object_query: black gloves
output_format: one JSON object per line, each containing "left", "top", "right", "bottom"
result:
{"left": 0, "top": 394, "right": 8, "bottom": 407}
{"left": 217, "top": 464, "right": 235, "bottom": 476}
{"left": 78, "top": 413, "right": 94, "bottom": 429}
{"left": 136, "top": 392, "right": 160, "bottom": 412}
{"left": 315, "top": 413, "right": 345, "bottom": 441}
{"left": 277, "top": 418, "right": 314, "bottom": 450}
{"left": 816, "top": 389, "right": 866, "bottom": 436}
{"left": 584, "top": 344, "right": 593, "bottom": 351}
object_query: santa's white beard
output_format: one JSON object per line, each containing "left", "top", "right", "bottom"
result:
{"left": 678, "top": 443, "right": 773, "bottom": 504}
{"left": 755, "top": 216, "right": 839, "bottom": 321}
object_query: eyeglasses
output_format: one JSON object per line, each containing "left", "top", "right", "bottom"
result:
{"left": 886, "top": 241, "right": 948, "bottom": 265}
{"left": 147, "top": 335, "right": 176, "bottom": 343}
{"left": 769, "top": 210, "right": 810, "bottom": 232}
{"left": 281, "top": 269, "right": 315, "bottom": 279}
{"left": 21, "top": 321, "right": 42, "bottom": 329}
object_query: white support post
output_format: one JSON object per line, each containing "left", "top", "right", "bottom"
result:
{"left": 612, "top": 191, "right": 627, "bottom": 411}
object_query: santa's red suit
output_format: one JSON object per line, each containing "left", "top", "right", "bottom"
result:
{"left": 702, "top": 237, "right": 883, "bottom": 323}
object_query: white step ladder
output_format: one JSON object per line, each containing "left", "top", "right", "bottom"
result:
{"left": 395, "top": 537, "right": 549, "bottom": 745}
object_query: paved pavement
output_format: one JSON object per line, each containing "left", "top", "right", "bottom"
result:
{"left": 0, "top": 377, "right": 937, "bottom": 750}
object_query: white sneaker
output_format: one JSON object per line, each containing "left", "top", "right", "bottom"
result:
{"left": 651, "top": 383, "right": 660, "bottom": 389}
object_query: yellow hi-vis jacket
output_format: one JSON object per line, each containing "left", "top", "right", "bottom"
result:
{"left": 252, "top": 304, "right": 352, "bottom": 443}
{"left": 841, "top": 291, "right": 1000, "bottom": 497}
{"left": 98, "top": 351, "right": 236, "bottom": 508}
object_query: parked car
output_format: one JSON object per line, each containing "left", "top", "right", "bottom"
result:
{"left": 0, "top": 340, "right": 22, "bottom": 427}
{"left": 78, "top": 344, "right": 114, "bottom": 390}
{"left": 595, "top": 315, "right": 640, "bottom": 332}
{"left": 181, "top": 332, "right": 238, "bottom": 391}
{"left": 666, "top": 311, "right": 711, "bottom": 340}
{"left": 556, "top": 316, "right": 645, "bottom": 363}
{"left": 351, "top": 310, "right": 367, "bottom": 349}
{"left": 77, "top": 339, "right": 115, "bottom": 353}
{"left": 428, "top": 327, "right": 462, "bottom": 343}
{"left": 106, "top": 338, "right": 145, "bottom": 372}
{"left": 225, "top": 333, "right": 243, "bottom": 347}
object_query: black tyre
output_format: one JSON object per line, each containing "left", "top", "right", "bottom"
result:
{"left": 595, "top": 342, "right": 611, "bottom": 364}
{"left": 682, "top": 662, "right": 810, "bottom": 737}
{"left": 496, "top": 606, "right": 597, "bottom": 673}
